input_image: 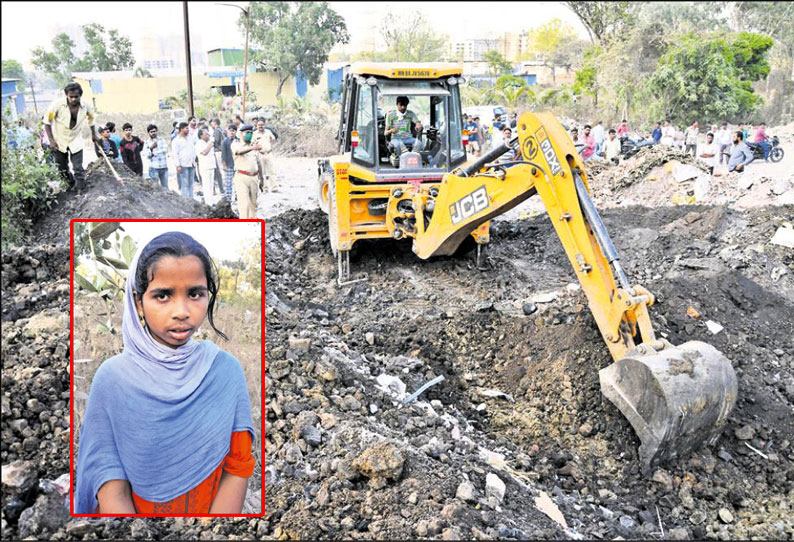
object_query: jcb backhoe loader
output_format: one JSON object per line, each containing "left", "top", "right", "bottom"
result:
{"left": 318, "top": 63, "right": 737, "bottom": 469}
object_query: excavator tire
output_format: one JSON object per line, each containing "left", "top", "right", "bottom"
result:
{"left": 599, "top": 340, "right": 737, "bottom": 471}
{"left": 318, "top": 171, "right": 331, "bottom": 215}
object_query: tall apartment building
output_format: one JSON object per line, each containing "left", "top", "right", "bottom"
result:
{"left": 450, "top": 30, "right": 532, "bottom": 62}
{"left": 138, "top": 32, "right": 206, "bottom": 71}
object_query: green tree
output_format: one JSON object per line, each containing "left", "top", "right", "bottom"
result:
{"left": 637, "top": 2, "right": 727, "bottom": 34}
{"left": 573, "top": 46, "right": 601, "bottom": 105}
{"left": 596, "top": 21, "right": 668, "bottom": 120}
{"left": 483, "top": 50, "right": 512, "bottom": 77}
{"left": 2, "top": 60, "right": 26, "bottom": 90}
{"left": 735, "top": 1, "right": 794, "bottom": 121}
{"left": 358, "top": 11, "right": 448, "bottom": 63}
{"left": 734, "top": 1, "right": 794, "bottom": 56}
{"left": 31, "top": 33, "right": 77, "bottom": 88}
{"left": 523, "top": 18, "right": 586, "bottom": 81}
{"left": 244, "top": 1, "right": 349, "bottom": 98}
{"left": 31, "top": 25, "right": 135, "bottom": 87}
{"left": 564, "top": 1, "right": 638, "bottom": 44}
{"left": 647, "top": 32, "right": 773, "bottom": 123}
{"left": 82, "top": 23, "right": 135, "bottom": 71}
{"left": 461, "top": 84, "right": 491, "bottom": 107}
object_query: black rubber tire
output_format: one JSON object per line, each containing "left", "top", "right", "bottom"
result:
{"left": 770, "top": 147, "right": 784, "bottom": 163}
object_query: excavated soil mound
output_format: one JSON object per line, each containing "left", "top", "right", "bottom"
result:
{"left": 263, "top": 206, "right": 793, "bottom": 540}
{"left": 31, "top": 160, "right": 235, "bottom": 246}
{"left": 0, "top": 162, "right": 250, "bottom": 540}
{"left": 585, "top": 145, "right": 794, "bottom": 209}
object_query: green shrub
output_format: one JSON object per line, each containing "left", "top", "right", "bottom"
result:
{"left": 1, "top": 110, "right": 64, "bottom": 250}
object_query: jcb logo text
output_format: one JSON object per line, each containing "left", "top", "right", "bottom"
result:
{"left": 450, "top": 186, "right": 489, "bottom": 225}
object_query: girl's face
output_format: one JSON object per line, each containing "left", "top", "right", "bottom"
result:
{"left": 135, "top": 255, "right": 209, "bottom": 349}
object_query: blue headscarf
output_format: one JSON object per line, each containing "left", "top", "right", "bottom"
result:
{"left": 75, "top": 235, "right": 255, "bottom": 514}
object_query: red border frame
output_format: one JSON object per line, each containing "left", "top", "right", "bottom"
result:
{"left": 69, "top": 218, "right": 265, "bottom": 518}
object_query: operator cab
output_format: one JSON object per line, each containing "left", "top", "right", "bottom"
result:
{"left": 337, "top": 64, "right": 467, "bottom": 179}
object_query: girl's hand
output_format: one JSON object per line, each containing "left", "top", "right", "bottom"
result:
{"left": 97, "top": 479, "right": 136, "bottom": 514}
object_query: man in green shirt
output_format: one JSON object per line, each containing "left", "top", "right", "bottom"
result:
{"left": 385, "top": 95, "right": 424, "bottom": 158}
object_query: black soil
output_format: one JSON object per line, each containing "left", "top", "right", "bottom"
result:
{"left": 262, "top": 205, "right": 793, "bottom": 540}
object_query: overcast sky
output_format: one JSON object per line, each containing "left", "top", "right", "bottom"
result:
{"left": 1, "top": 1, "right": 588, "bottom": 70}
{"left": 120, "top": 221, "right": 262, "bottom": 262}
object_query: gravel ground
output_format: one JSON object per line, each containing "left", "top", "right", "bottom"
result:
{"left": 1, "top": 139, "right": 792, "bottom": 540}
{"left": 261, "top": 202, "right": 793, "bottom": 540}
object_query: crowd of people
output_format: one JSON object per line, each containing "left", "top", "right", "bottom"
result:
{"left": 7, "top": 82, "right": 280, "bottom": 219}
{"left": 462, "top": 110, "right": 773, "bottom": 176}
{"left": 566, "top": 118, "right": 770, "bottom": 174}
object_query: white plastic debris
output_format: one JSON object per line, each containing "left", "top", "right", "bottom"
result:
{"left": 485, "top": 473, "right": 506, "bottom": 503}
{"left": 693, "top": 176, "right": 711, "bottom": 201}
{"left": 403, "top": 375, "right": 445, "bottom": 404}
{"left": 479, "top": 389, "right": 516, "bottom": 402}
{"left": 673, "top": 163, "right": 702, "bottom": 183}
{"left": 530, "top": 291, "right": 558, "bottom": 304}
{"left": 478, "top": 448, "right": 507, "bottom": 469}
{"left": 770, "top": 224, "right": 794, "bottom": 249}
{"left": 705, "top": 320, "right": 724, "bottom": 335}
{"left": 375, "top": 374, "right": 407, "bottom": 399}
{"left": 535, "top": 490, "right": 569, "bottom": 529}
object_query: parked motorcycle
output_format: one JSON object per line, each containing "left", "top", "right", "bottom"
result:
{"left": 620, "top": 136, "right": 655, "bottom": 159}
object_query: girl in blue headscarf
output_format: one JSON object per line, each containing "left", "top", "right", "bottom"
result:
{"left": 75, "top": 231, "right": 256, "bottom": 514}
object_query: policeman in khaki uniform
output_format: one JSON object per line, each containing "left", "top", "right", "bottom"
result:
{"left": 251, "top": 120, "right": 277, "bottom": 192}
{"left": 231, "top": 124, "right": 261, "bottom": 219}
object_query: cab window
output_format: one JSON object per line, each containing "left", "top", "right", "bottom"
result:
{"left": 447, "top": 85, "right": 465, "bottom": 166}
{"left": 352, "top": 85, "right": 375, "bottom": 167}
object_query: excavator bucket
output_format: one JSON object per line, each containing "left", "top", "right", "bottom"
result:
{"left": 599, "top": 341, "right": 737, "bottom": 470}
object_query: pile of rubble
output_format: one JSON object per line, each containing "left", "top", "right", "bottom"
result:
{"left": 262, "top": 206, "right": 793, "bottom": 540}
{"left": 585, "top": 144, "right": 794, "bottom": 209}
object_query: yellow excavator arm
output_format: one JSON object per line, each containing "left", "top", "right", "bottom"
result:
{"left": 415, "top": 112, "right": 651, "bottom": 360}
{"left": 397, "top": 112, "right": 737, "bottom": 469}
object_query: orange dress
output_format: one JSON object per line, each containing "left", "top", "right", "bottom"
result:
{"left": 96, "top": 431, "right": 255, "bottom": 514}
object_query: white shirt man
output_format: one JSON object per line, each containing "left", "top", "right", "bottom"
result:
{"left": 715, "top": 124, "right": 731, "bottom": 165}
{"left": 195, "top": 130, "right": 217, "bottom": 204}
{"left": 698, "top": 133, "right": 719, "bottom": 174}
{"left": 605, "top": 130, "right": 621, "bottom": 164}
{"left": 592, "top": 121, "right": 605, "bottom": 155}
{"left": 661, "top": 122, "right": 675, "bottom": 147}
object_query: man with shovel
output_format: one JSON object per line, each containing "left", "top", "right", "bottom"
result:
{"left": 43, "top": 82, "right": 100, "bottom": 193}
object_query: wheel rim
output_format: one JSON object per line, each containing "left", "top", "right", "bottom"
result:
{"left": 771, "top": 148, "right": 783, "bottom": 163}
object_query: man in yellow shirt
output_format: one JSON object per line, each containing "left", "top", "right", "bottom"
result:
{"left": 43, "top": 82, "right": 100, "bottom": 192}
{"left": 231, "top": 124, "right": 261, "bottom": 219}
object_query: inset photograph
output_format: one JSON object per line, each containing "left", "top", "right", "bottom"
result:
{"left": 70, "top": 219, "right": 263, "bottom": 517}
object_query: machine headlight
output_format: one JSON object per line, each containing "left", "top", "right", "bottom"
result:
{"left": 447, "top": 77, "right": 458, "bottom": 85}
{"left": 366, "top": 77, "right": 377, "bottom": 86}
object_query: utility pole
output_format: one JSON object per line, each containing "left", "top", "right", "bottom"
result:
{"left": 29, "top": 75, "right": 39, "bottom": 115}
{"left": 242, "top": 6, "right": 249, "bottom": 117}
{"left": 216, "top": 3, "right": 250, "bottom": 117}
{"left": 183, "top": 0, "right": 195, "bottom": 117}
